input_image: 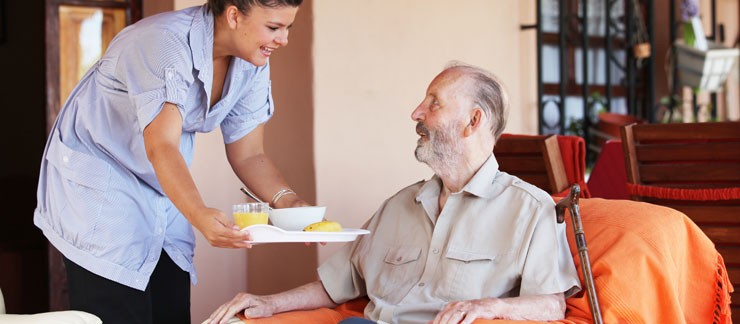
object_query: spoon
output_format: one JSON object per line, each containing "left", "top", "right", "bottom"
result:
{"left": 240, "top": 187, "right": 273, "bottom": 210}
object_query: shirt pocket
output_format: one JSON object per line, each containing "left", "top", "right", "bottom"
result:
{"left": 384, "top": 246, "right": 422, "bottom": 265}
{"left": 45, "top": 132, "right": 112, "bottom": 248}
{"left": 445, "top": 249, "right": 496, "bottom": 263}
{"left": 46, "top": 132, "right": 110, "bottom": 192}
{"left": 441, "top": 247, "right": 508, "bottom": 300}
{"left": 372, "top": 246, "right": 423, "bottom": 303}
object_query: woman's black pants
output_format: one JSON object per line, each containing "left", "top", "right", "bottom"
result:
{"left": 63, "top": 250, "right": 190, "bottom": 324}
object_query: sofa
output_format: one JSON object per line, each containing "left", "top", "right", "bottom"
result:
{"left": 0, "top": 288, "right": 101, "bottom": 324}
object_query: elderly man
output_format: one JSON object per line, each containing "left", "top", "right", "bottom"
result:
{"left": 207, "top": 64, "right": 580, "bottom": 324}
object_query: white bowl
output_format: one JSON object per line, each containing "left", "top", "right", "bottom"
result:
{"left": 269, "top": 206, "right": 326, "bottom": 231}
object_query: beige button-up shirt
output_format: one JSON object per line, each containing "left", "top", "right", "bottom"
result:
{"left": 318, "top": 155, "right": 580, "bottom": 324}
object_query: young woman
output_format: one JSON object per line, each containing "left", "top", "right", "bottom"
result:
{"left": 34, "top": 0, "right": 305, "bottom": 323}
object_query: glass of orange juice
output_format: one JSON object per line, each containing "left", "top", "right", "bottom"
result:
{"left": 232, "top": 203, "right": 269, "bottom": 229}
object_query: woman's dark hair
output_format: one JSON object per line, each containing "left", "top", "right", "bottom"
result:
{"left": 208, "top": 0, "right": 303, "bottom": 16}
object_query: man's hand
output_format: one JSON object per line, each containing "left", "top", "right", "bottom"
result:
{"left": 431, "top": 299, "right": 497, "bottom": 324}
{"left": 431, "top": 293, "right": 566, "bottom": 323}
{"left": 189, "top": 207, "right": 252, "bottom": 249}
{"left": 207, "top": 293, "right": 274, "bottom": 324}
{"left": 207, "top": 281, "right": 337, "bottom": 324}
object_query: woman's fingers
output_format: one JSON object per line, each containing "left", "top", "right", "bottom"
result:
{"left": 219, "top": 226, "right": 251, "bottom": 246}
{"left": 303, "top": 241, "right": 327, "bottom": 246}
{"left": 204, "top": 214, "right": 252, "bottom": 248}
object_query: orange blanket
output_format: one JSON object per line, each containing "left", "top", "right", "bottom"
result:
{"left": 238, "top": 199, "right": 733, "bottom": 324}
{"left": 236, "top": 299, "right": 366, "bottom": 324}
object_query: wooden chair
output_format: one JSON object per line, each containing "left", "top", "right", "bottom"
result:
{"left": 494, "top": 135, "right": 569, "bottom": 195}
{"left": 621, "top": 121, "right": 740, "bottom": 323}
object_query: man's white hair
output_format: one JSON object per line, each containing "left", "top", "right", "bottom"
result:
{"left": 443, "top": 61, "right": 509, "bottom": 141}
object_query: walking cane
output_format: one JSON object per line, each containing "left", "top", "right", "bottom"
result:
{"left": 555, "top": 184, "right": 603, "bottom": 324}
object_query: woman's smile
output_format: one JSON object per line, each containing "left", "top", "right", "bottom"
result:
{"left": 260, "top": 45, "right": 276, "bottom": 57}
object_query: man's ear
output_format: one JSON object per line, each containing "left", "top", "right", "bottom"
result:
{"left": 463, "top": 108, "right": 484, "bottom": 137}
{"left": 225, "top": 5, "right": 240, "bottom": 29}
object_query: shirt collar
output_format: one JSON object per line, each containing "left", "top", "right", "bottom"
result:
{"left": 415, "top": 153, "right": 500, "bottom": 201}
{"left": 189, "top": 5, "right": 214, "bottom": 84}
{"left": 414, "top": 175, "right": 442, "bottom": 225}
{"left": 461, "top": 154, "right": 499, "bottom": 199}
{"left": 415, "top": 175, "right": 442, "bottom": 205}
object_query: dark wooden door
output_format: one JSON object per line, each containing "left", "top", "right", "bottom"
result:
{"left": 0, "top": 0, "right": 50, "bottom": 315}
{"left": 44, "top": 0, "right": 141, "bottom": 311}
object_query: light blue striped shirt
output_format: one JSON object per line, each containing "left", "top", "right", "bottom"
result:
{"left": 34, "top": 5, "right": 273, "bottom": 290}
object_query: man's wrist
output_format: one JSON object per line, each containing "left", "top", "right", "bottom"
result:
{"left": 481, "top": 297, "right": 502, "bottom": 317}
{"left": 262, "top": 294, "right": 282, "bottom": 314}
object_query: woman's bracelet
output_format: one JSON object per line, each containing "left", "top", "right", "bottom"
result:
{"left": 271, "top": 189, "right": 296, "bottom": 208}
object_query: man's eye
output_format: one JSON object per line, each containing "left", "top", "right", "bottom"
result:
{"left": 432, "top": 100, "right": 439, "bottom": 105}
{"left": 268, "top": 26, "right": 278, "bottom": 31}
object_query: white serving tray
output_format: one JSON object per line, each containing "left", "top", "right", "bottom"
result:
{"left": 242, "top": 224, "right": 370, "bottom": 243}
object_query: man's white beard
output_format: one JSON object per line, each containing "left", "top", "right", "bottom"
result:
{"left": 414, "top": 121, "right": 464, "bottom": 172}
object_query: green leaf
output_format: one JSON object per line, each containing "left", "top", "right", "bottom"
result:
{"left": 682, "top": 22, "right": 695, "bottom": 46}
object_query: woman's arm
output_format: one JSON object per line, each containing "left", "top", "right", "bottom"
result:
{"left": 224, "top": 124, "right": 309, "bottom": 208}
{"left": 143, "top": 102, "right": 251, "bottom": 248}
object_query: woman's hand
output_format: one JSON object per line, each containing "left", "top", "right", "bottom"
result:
{"left": 207, "top": 293, "right": 275, "bottom": 324}
{"left": 189, "top": 207, "right": 253, "bottom": 249}
{"left": 276, "top": 194, "right": 311, "bottom": 209}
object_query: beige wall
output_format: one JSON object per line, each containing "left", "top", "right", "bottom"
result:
{"left": 312, "top": 0, "right": 536, "bottom": 262}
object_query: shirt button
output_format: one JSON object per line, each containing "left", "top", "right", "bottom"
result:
{"left": 396, "top": 257, "right": 402, "bottom": 262}
{"left": 432, "top": 248, "right": 439, "bottom": 254}
{"left": 418, "top": 282, "right": 425, "bottom": 287}
{"left": 166, "top": 70, "right": 174, "bottom": 79}
{"left": 62, "top": 155, "right": 69, "bottom": 163}
{"left": 157, "top": 228, "right": 163, "bottom": 234}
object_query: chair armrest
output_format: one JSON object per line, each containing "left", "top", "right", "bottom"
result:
{"left": 0, "top": 311, "right": 101, "bottom": 324}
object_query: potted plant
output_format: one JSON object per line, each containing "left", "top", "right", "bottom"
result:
{"left": 674, "top": 0, "right": 739, "bottom": 92}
